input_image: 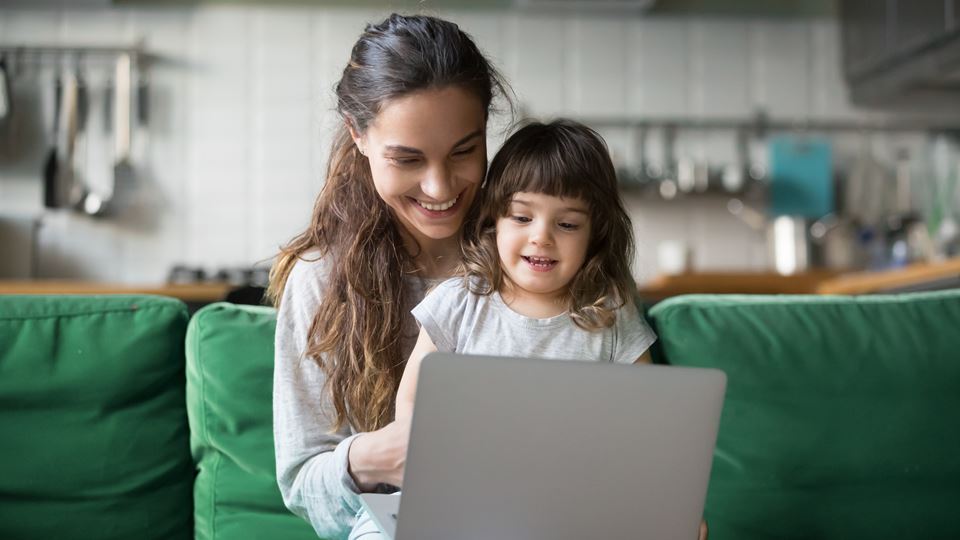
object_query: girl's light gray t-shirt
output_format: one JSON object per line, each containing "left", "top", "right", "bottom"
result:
{"left": 273, "top": 252, "right": 436, "bottom": 540}
{"left": 412, "top": 278, "right": 657, "bottom": 364}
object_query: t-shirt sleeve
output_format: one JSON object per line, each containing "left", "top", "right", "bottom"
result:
{"left": 612, "top": 297, "right": 658, "bottom": 365}
{"left": 411, "top": 278, "right": 470, "bottom": 353}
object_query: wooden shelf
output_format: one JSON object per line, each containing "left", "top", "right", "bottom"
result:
{"left": 816, "top": 257, "right": 960, "bottom": 295}
{"left": 638, "top": 270, "right": 839, "bottom": 300}
{"left": 0, "top": 280, "right": 232, "bottom": 303}
{"left": 637, "top": 257, "right": 960, "bottom": 300}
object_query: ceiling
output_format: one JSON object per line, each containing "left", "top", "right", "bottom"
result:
{"left": 82, "top": 0, "right": 840, "bottom": 18}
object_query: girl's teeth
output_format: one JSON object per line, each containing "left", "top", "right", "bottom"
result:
{"left": 418, "top": 196, "right": 457, "bottom": 211}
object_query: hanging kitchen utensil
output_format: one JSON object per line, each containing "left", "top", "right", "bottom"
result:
{"left": 113, "top": 53, "right": 131, "bottom": 166}
{"left": 95, "top": 53, "right": 133, "bottom": 216}
{"left": 658, "top": 125, "right": 679, "bottom": 200}
{"left": 0, "top": 54, "right": 11, "bottom": 126}
{"left": 768, "top": 134, "right": 834, "bottom": 219}
{"left": 77, "top": 53, "right": 133, "bottom": 216}
{"left": 846, "top": 134, "right": 892, "bottom": 227}
{"left": 42, "top": 74, "right": 61, "bottom": 209}
{"left": 47, "top": 70, "right": 80, "bottom": 210}
{"left": 68, "top": 66, "right": 90, "bottom": 209}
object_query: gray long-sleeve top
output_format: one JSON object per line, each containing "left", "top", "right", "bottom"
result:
{"left": 273, "top": 253, "right": 433, "bottom": 539}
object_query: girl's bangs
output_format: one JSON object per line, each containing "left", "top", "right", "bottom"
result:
{"left": 493, "top": 143, "right": 591, "bottom": 212}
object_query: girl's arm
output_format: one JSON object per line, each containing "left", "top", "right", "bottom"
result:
{"left": 633, "top": 350, "right": 653, "bottom": 364}
{"left": 395, "top": 326, "right": 439, "bottom": 420}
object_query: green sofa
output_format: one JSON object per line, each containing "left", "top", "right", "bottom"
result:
{"left": 1, "top": 290, "right": 958, "bottom": 539}
{"left": 0, "top": 296, "right": 314, "bottom": 540}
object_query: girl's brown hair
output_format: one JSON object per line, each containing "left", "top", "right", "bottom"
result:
{"left": 461, "top": 119, "right": 636, "bottom": 330}
{"left": 267, "top": 14, "right": 507, "bottom": 432}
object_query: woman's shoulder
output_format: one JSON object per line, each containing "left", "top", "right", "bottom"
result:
{"left": 277, "top": 250, "right": 331, "bottom": 328}
{"left": 284, "top": 249, "right": 331, "bottom": 297}
{"left": 288, "top": 249, "right": 331, "bottom": 280}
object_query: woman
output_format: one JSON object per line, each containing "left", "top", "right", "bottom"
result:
{"left": 268, "top": 13, "right": 509, "bottom": 539}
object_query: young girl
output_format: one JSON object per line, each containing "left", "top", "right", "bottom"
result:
{"left": 396, "top": 119, "right": 656, "bottom": 419}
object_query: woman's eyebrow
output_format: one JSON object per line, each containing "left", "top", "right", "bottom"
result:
{"left": 384, "top": 130, "right": 483, "bottom": 155}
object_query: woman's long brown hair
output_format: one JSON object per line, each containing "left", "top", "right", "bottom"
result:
{"left": 267, "top": 14, "right": 507, "bottom": 433}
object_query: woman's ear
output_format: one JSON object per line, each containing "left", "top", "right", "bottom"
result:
{"left": 346, "top": 120, "right": 365, "bottom": 156}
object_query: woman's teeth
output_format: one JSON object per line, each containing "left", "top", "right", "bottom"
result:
{"left": 417, "top": 196, "right": 458, "bottom": 211}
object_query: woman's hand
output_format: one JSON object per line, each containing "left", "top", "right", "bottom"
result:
{"left": 346, "top": 416, "right": 411, "bottom": 491}
{"left": 698, "top": 519, "right": 708, "bottom": 540}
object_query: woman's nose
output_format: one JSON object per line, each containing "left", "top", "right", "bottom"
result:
{"left": 420, "top": 163, "right": 454, "bottom": 201}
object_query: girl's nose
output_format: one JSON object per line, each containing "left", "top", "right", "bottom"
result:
{"left": 530, "top": 224, "right": 554, "bottom": 247}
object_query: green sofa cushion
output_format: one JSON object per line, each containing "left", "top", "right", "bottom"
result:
{"left": 186, "top": 302, "right": 316, "bottom": 540}
{"left": 649, "top": 290, "right": 960, "bottom": 540}
{"left": 0, "top": 295, "right": 193, "bottom": 540}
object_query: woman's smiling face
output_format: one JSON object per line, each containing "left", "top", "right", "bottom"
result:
{"left": 354, "top": 85, "right": 487, "bottom": 247}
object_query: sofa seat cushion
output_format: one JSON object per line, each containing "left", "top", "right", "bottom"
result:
{"left": 0, "top": 295, "right": 193, "bottom": 540}
{"left": 186, "top": 302, "right": 316, "bottom": 540}
{"left": 648, "top": 290, "right": 960, "bottom": 540}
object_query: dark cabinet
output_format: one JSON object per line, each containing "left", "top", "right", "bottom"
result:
{"left": 840, "top": 0, "right": 960, "bottom": 105}
{"left": 893, "top": 1, "right": 948, "bottom": 52}
{"left": 841, "top": 0, "right": 891, "bottom": 79}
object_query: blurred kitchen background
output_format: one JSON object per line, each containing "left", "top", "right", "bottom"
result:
{"left": 1, "top": 0, "right": 959, "bottom": 303}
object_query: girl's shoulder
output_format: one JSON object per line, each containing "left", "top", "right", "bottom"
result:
{"left": 427, "top": 276, "right": 474, "bottom": 298}
{"left": 420, "top": 275, "right": 493, "bottom": 312}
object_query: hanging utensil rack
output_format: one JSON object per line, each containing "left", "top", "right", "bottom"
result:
{"left": 0, "top": 43, "right": 147, "bottom": 65}
{"left": 0, "top": 42, "right": 151, "bottom": 217}
{"left": 578, "top": 109, "right": 960, "bottom": 136}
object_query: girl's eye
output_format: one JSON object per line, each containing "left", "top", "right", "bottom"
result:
{"left": 511, "top": 215, "right": 532, "bottom": 223}
{"left": 559, "top": 222, "right": 580, "bottom": 231}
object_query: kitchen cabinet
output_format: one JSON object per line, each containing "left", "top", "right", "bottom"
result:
{"left": 839, "top": 0, "right": 960, "bottom": 105}
{"left": 894, "top": 1, "right": 949, "bottom": 52}
{"left": 841, "top": 0, "right": 892, "bottom": 80}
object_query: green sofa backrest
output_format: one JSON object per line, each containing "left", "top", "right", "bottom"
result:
{"left": 648, "top": 290, "right": 960, "bottom": 540}
{"left": 0, "top": 295, "right": 193, "bottom": 540}
{"left": 186, "top": 302, "right": 316, "bottom": 540}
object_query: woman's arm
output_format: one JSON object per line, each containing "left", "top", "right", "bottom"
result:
{"left": 395, "top": 327, "right": 439, "bottom": 420}
{"left": 274, "top": 306, "right": 365, "bottom": 538}
{"left": 274, "top": 255, "right": 407, "bottom": 537}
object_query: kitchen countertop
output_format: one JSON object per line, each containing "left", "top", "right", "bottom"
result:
{"left": 3, "top": 257, "right": 958, "bottom": 305}
{"left": 0, "top": 280, "right": 233, "bottom": 303}
{"left": 638, "top": 270, "right": 840, "bottom": 301}
{"left": 639, "top": 257, "right": 960, "bottom": 299}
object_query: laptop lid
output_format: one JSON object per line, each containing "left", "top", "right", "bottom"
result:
{"left": 396, "top": 353, "right": 726, "bottom": 540}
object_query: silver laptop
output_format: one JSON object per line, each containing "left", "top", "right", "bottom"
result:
{"left": 361, "top": 352, "right": 726, "bottom": 540}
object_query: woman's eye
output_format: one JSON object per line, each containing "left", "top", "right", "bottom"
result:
{"left": 389, "top": 157, "right": 421, "bottom": 166}
{"left": 452, "top": 146, "right": 477, "bottom": 157}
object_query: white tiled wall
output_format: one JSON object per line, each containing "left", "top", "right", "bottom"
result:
{"left": 0, "top": 6, "right": 941, "bottom": 282}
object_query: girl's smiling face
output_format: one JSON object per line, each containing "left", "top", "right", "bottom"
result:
{"left": 353, "top": 85, "right": 487, "bottom": 249}
{"left": 496, "top": 191, "right": 592, "bottom": 304}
